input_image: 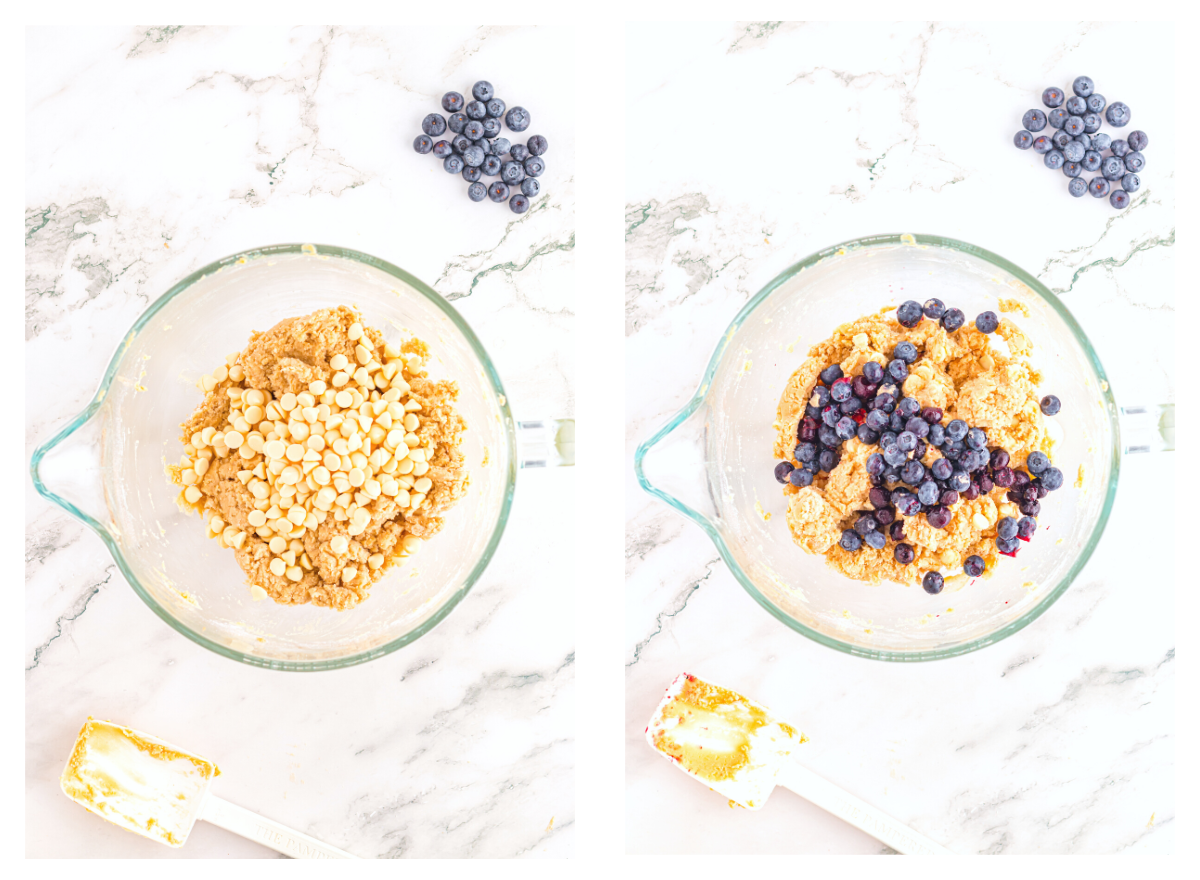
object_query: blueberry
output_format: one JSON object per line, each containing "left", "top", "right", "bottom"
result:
{"left": 1086, "top": 93, "right": 1106, "bottom": 114}
{"left": 789, "top": 467, "right": 814, "bottom": 488}
{"left": 854, "top": 515, "right": 878, "bottom": 537}
{"left": 1065, "top": 95, "right": 1087, "bottom": 116}
{"left": 447, "top": 112, "right": 468, "bottom": 134}
{"left": 413, "top": 134, "right": 433, "bottom": 154}
{"left": 996, "top": 535, "right": 1019, "bottom": 554}
{"left": 1121, "top": 172, "right": 1140, "bottom": 193}
{"left": 1032, "top": 135, "right": 1053, "bottom": 154}
{"left": 946, "top": 419, "right": 968, "bottom": 441}
{"left": 948, "top": 470, "right": 971, "bottom": 493}
{"left": 975, "top": 311, "right": 999, "bottom": 334}
{"left": 835, "top": 416, "right": 857, "bottom": 440}
{"left": 1044, "top": 149, "right": 1065, "bottom": 170}
{"left": 890, "top": 521, "right": 907, "bottom": 542}
{"left": 896, "top": 300, "right": 923, "bottom": 328}
{"left": 1124, "top": 151, "right": 1145, "bottom": 173}
{"left": 822, "top": 407, "right": 840, "bottom": 428}
{"left": 524, "top": 156, "right": 545, "bottom": 177}
{"left": 1091, "top": 133, "right": 1111, "bottom": 152}
{"left": 1047, "top": 108, "right": 1068, "bottom": 129}
{"left": 889, "top": 411, "right": 906, "bottom": 431}
{"left": 487, "top": 181, "right": 510, "bottom": 202}
{"left": 462, "top": 165, "right": 483, "bottom": 183}
{"left": 874, "top": 508, "right": 895, "bottom": 527}
{"left": 862, "top": 361, "right": 884, "bottom": 384}
{"left": 1042, "top": 87, "right": 1065, "bottom": 108}
{"left": 864, "top": 531, "right": 886, "bottom": 550}
{"left": 884, "top": 444, "right": 908, "bottom": 467}
{"left": 1061, "top": 140, "right": 1084, "bottom": 163}
{"left": 1062, "top": 161, "right": 1082, "bottom": 179}
{"left": 818, "top": 425, "right": 840, "bottom": 447}
{"left": 819, "top": 449, "right": 838, "bottom": 472}
{"left": 1063, "top": 117, "right": 1084, "bottom": 137}
{"left": 840, "top": 530, "right": 863, "bottom": 552}
{"left": 964, "top": 448, "right": 991, "bottom": 472}
{"left": 1127, "top": 130, "right": 1148, "bottom": 152}
{"left": 928, "top": 423, "right": 945, "bottom": 446}
{"left": 896, "top": 431, "right": 918, "bottom": 453}
{"left": 1084, "top": 112, "right": 1102, "bottom": 134}
{"left": 486, "top": 98, "right": 506, "bottom": 119}
{"left": 863, "top": 410, "right": 887, "bottom": 432}
{"left": 1052, "top": 130, "right": 1073, "bottom": 150}
{"left": 471, "top": 80, "right": 494, "bottom": 102}
{"left": 926, "top": 506, "right": 952, "bottom": 529}
{"left": 501, "top": 160, "right": 526, "bottom": 185}
{"left": 966, "top": 427, "right": 987, "bottom": 450}
{"left": 1072, "top": 76, "right": 1094, "bottom": 97}
{"left": 931, "top": 458, "right": 953, "bottom": 481}
{"left": 922, "top": 571, "right": 944, "bottom": 594}
{"left": 887, "top": 359, "right": 908, "bottom": 382}
{"left": 422, "top": 113, "right": 447, "bottom": 136}
{"left": 894, "top": 491, "right": 921, "bottom": 517}
{"left": 461, "top": 145, "right": 485, "bottom": 167}
{"left": 443, "top": 154, "right": 464, "bottom": 174}
{"left": 857, "top": 425, "right": 880, "bottom": 445}
{"left": 1014, "top": 516, "right": 1035, "bottom": 540}
{"left": 505, "top": 106, "right": 531, "bottom": 132}
{"left": 1111, "top": 138, "right": 1130, "bottom": 157}
{"left": 510, "top": 143, "right": 530, "bottom": 162}
{"left": 1105, "top": 101, "right": 1131, "bottom": 127}
{"left": 918, "top": 298, "right": 945, "bottom": 321}
{"left": 829, "top": 378, "right": 852, "bottom": 403}
{"left": 894, "top": 342, "right": 918, "bottom": 364}
{"left": 465, "top": 100, "right": 488, "bottom": 121}
{"left": 922, "top": 406, "right": 943, "bottom": 425}
{"left": 482, "top": 117, "right": 502, "bottom": 138}
{"left": 442, "top": 91, "right": 465, "bottom": 113}
{"left": 482, "top": 154, "right": 502, "bottom": 176}
{"left": 1042, "top": 467, "right": 1065, "bottom": 491}
{"left": 463, "top": 120, "right": 485, "bottom": 141}
{"left": 527, "top": 135, "right": 549, "bottom": 157}
{"left": 901, "top": 460, "right": 926, "bottom": 484}
{"left": 521, "top": 177, "right": 540, "bottom": 198}
{"left": 840, "top": 397, "right": 864, "bottom": 416}
{"left": 867, "top": 452, "right": 886, "bottom": 477}
{"left": 918, "top": 481, "right": 940, "bottom": 505}
{"left": 1100, "top": 156, "right": 1125, "bottom": 180}
{"left": 432, "top": 140, "right": 453, "bottom": 159}
{"left": 1022, "top": 109, "right": 1047, "bottom": 132}
{"left": 992, "top": 517, "right": 1017, "bottom": 542}
{"left": 894, "top": 543, "right": 915, "bottom": 564}
{"left": 467, "top": 181, "right": 488, "bottom": 202}
{"left": 963, "top": 555, "right": 985, "bottom": 577}
{"left": 1026, "top": 451, "right": 1050, "bottom": 474}
{"left": 1088, "top": 176, "right": 1110, "bottom": 198}
{"left": 990, "top": 448, "right": 1010, "bottom": 470}
{"left": 1020, "top": 499, "right": 1042, "bottom": 517}
{"left": 941, "top": 308, "right": 965, "bottom": 331}
{"left": 509, "top": 193, "right": 530, "bottom": 214}
{"left": 490, "top": 136, "right": 511, "bottom": 156}
{"left": 1072, "top": 132, "right": 1091, "bottom": 150}
{"left": 820, "top": 364, "right": 844, "bottom": 384}
{"left": 452, "top": 134, "right": 472, "bottom": 154}
{"left": 1081, "top": 150, "right": 1102, "bottom": 172}
{"left": 1109, "top": 188, "right": 1131, "bottom": 209}
{"left": 905, "top": 418, "right": 929, "bottom": 441}
{"left": 1036, "top": 395, "right": 1060, "bottom": 418}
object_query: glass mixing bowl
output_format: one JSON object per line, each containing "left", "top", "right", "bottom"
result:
{"left": 31, "top": 244, "right": 572, "bottom": 671}
{"left": 635, "top": 233, "right": 1172, "bottom": 661}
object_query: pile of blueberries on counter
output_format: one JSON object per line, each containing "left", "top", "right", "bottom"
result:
{"left": 412, "top": 80, "right": 547, "bottom": 213}
{"left": 1014, "top": 75, "right": 1147, "bottom": 210}
{"left": 773, "top": 300, "right": 1065, "bottom": 595}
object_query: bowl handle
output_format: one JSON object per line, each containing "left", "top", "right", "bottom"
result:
{"left": 1119, "top": 404, "right": 1174, "bottom": 454}
{"left": 517, "top": 418, "right": 574, "bottom": 467}
{"left": 30, "top": 404, "right": 113, "bottom": 537}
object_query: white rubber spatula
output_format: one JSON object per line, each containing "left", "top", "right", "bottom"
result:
{"left": 61, "top": 717, "right": 357, "bottom": 859}
{"left": 645, "top": 674, "right": 952, "bottom": 855}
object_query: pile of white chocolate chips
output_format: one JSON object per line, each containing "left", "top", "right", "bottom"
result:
{"left": 168, "top": 307, "right": 468, "bottom": 610}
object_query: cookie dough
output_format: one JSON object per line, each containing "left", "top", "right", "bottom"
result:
{"left": 168, "top": 306, "right": 468, "bottom": 609}
{"left": 773, "top": 307, "right": 1052, "bottom": 586}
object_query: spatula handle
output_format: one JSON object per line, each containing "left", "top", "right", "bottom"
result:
{"left": 777, "top": 762, "right": 952, "bottom": 855}
{"left": 199, "top": 794, "right": 359, "bottom": 859}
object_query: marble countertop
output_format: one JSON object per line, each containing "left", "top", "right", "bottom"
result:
{"left": 625, "top": 22, "right": 1174, "bottom": 854}
{"left": 25, "top": 26, "right": 574, "bottom": 858}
